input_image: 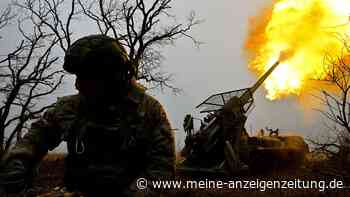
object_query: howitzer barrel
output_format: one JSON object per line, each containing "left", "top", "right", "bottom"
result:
{"left": 238, "top": 61, "right": 281, "bottom": 105}
{"left": 250, "top": 61, "right": 280, "bottom": 94}
{"left": 194, "top": 60, "right": 282, "bottom": 114}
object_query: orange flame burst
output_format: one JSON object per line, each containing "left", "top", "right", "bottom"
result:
{"left": 245, "top": 0, "right": 350, "bottom": 100}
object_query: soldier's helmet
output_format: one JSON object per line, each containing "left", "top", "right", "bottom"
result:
{"left": 63, "top": 34, "right": 136, "bottom": 81}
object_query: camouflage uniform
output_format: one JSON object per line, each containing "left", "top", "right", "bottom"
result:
{"left": 3, "top": 82, "right": 175, "bottom": 196}
{"left": 1, "top": 35, "right": 176, "bottom": 196}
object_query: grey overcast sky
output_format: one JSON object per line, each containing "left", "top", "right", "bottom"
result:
{"left": 0, "top": 0, "right": 326, "bottom": 151}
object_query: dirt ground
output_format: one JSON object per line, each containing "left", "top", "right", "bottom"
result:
{"left": 2, "top": 153, "right": 350, "bottom": 197}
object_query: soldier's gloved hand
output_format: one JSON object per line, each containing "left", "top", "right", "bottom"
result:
{"left": 0, "top": 159, "right": 28, "bottom": 193}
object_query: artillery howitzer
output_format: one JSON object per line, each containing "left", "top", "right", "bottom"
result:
{"left": 178, "top": 57, "right": 309, "bottom": 175}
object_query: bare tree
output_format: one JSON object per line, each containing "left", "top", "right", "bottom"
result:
{"left": 0, "top": 6, "right": 15, "bottom": 34}
{"left": 17, "top": 0, "right": 201, "bottom": 93}
{"left": 0, "top": 0, "right": 78, "bottom": 155}
{"left": 13, "top": 0, "right": 79, "bottom": 52}
{"left": 77, "top": 0, "right": 202, "bottom": 93}
{"left": 310, "top": 40, "right": 350, "bottom": 175}
{"left": 0, "top": 0, "right": 200, "bottom": 155}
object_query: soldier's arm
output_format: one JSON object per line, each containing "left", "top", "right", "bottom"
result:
{"left": 144, "top": 99, "right": 176, "bottom": 179}
{"left": 0, "top": 98, "right": 68, "bottom": 191}
{"left": 126, "top": 98, "right": 175, "bottom": 197}
{"left": 2, "top": 107, "right": 63, "bottom": 166}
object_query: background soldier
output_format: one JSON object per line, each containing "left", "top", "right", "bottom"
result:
{"left": 0, "top": 35, "right": 176, "bottom": 196}
{"left": 183, "top": 114, "right": 194, "bottom": 137}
